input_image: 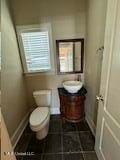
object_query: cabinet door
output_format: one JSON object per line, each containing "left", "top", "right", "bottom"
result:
{"left": 64, "top": 96, "right": 85, "bottom": 121}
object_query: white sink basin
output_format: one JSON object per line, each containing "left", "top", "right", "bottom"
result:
{"left": 63, "top": 81, "right": 83, "bottom": 93}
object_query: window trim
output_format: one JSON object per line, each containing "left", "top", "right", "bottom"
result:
{"left": 16, "top": 24, "right": 54, "bottom": 74}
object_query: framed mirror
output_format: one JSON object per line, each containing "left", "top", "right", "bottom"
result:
{"left": 56, "top": 39, "right": 84, "bottom": 74}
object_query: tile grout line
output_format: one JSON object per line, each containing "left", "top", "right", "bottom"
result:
{"left": 40, "top": 134, "right": 48, "bottom": 160}
{"left": 75, "top": 124, "right": 85, "bottom": 160}
{"left": 20, "top": 133, "right": 33, "bottom": 160}
{"left": 49, "top": 130, "right": 92, "bottom": 134}
{"left": 61, "top": 120, "right": 64, "bottom": 160}
{"left": 35, "top": 150, "right": 96, "bottom": 155}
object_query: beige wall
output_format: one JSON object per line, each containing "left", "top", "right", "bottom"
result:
{"left": 10, "top": 0, "right": 87, "bottom": 112}
{"left": 1, "top": 0, "right": 29, "bottom": 143}
{"left": 85, "top": 0, "right": 107, "bottom": 132}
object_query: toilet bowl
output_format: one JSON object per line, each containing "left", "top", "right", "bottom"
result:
{"left": 29, "top": 90, "right": 51, "bottom": 140}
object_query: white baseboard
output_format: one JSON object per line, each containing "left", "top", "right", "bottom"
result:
{"left": 50, "top": 107, "right": 60, "bottom": 115}
{"left": 85, "top": 114, "right": 96, "bottom": 136}
{"left": 11, "top": 111, "right": 30, "bottom": 149}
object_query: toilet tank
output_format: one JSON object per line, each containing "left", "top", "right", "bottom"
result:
{"left": 33, "top": 90, "right": 51, "bottom": 107}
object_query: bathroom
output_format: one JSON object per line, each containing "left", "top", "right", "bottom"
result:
{"left": 1, "top": 0, "right": 120, "bottom": 160}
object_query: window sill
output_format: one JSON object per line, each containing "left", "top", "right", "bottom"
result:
{"left": 23, "top": 70, "right": 55, "bottom": 76}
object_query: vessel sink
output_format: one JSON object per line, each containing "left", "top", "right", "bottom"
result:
{"left": 63, "top": 81, "right": 83, "bottom": 93}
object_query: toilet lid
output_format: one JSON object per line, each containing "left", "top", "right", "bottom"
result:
{"left": 30, "top": 107, "right": 49, "bottom": 127}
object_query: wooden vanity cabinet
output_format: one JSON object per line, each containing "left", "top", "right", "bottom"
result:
{"left": 58, "top": 87, "right": 87, "bottom": 123}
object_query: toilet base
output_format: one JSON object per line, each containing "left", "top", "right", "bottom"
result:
{"left": 36, "top": 122, "right": 49, "bottom": 140}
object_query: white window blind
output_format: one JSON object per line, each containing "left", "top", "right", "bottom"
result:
{"left": 21, "top": 31, "right": 51, "bottom": 72}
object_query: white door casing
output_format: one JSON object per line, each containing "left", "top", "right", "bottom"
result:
{"left": 95, "top": 0, "right": 120, "bottom": 160}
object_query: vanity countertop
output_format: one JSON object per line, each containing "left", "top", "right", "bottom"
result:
{"left": 58, "top": 87, "right": 87, "bottom": 96}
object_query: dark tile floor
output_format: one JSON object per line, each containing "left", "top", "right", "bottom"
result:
{"left": 15, "top": 115, "right": 98, "bottom": 160}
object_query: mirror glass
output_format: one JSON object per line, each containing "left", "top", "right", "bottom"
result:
{"left": 56, "top": 39, "right": 84, "bottom": 74}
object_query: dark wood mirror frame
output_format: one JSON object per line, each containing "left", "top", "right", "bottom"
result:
{"left": 56, "top": 38, "right": 84, "bottom": 75}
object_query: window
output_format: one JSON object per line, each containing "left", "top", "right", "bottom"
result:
{"left": 17, "top": 25, "right": 52, "bottom": 73}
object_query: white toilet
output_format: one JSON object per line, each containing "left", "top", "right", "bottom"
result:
{"left": 29, "top": 90, "right": 51, "bottom": 140}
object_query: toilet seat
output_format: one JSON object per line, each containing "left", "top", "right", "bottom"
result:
{"left": 29, "top": 107, "right": 50, "bottom": 131}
